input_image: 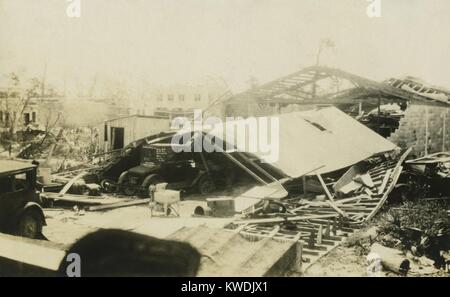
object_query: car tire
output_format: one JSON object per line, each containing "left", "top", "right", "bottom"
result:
{"left": 197, "top": 174, "right": 215, "bottom": 195}
{"left": 143, "top": 174, "right": 164, "bottom": 198}
{"left": 100, "top": 179, "right": 118, "bottom": 193}
{"left": 118, "top": 171, "right": 136, "bottom": 196}
{"left": 18, "top": 210, "right": 43, "bottom": 239}
{"left": 123, "top": 185, "right": 137, "bottom": 196}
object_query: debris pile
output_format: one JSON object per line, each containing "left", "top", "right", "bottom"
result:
{"left": 377, "top": 200, "right": 450, "bottom": 273}
{"left": 14, "top": 106, "right": 447, "bottom": 276}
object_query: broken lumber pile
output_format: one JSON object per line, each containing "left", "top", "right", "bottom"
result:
{"left": 228, "top": 149, "right": 411, "bottom": 274}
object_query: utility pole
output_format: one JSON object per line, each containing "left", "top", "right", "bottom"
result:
{"left": 312, "top": 39, "right": 335, "bottom": 98}
{"left": 41, "top": 62, "right": 48, "bottom": 101}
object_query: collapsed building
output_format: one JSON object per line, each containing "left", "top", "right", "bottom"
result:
{"left": 89, "top": 106, "right": 397, "bottom": 196}
{"left": 207, "top": 66, "right": 450, "bottom": 158}
{"left": 32, "top": 106, "right": 411, "bottom": 276}
{"left": 100, "top": 114, "right": 170, "bottom": 151}
{"left": 2, "top": 67, "right": 448, "bottom": 277}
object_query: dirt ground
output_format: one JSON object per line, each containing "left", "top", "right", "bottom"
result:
{"left": 304, "top": 245, "right": 370, "bottom": 277}
{"left": 41, "top": 197, "right": 449, "bottom": 277}
{"left": 41, "top": 186, "right": 251, "bottom": 246}
{"left": 42, "top": 199, "right": 233, "bottom": 246}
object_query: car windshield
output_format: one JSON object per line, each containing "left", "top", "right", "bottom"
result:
{"left": 13, "top": 173, "right": 29, "bottom": 191}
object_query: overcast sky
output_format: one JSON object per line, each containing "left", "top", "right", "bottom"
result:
{"left": 0, "top": 0, "right": 449, "bottom": 93}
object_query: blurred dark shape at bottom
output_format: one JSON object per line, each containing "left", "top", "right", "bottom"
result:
{"left": 58, "top": 229, "right": 200, "bottom": 277}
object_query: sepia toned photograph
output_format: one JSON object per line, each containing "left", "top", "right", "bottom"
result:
{"left": 0, "top": 0, "right": 449, "bottom": 282}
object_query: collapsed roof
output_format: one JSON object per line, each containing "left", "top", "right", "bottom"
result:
{"left": 207, "top": 106, "right": 398, "bottom": 176}
{"left": 384, "top": 77, "right": 450, "bottom": 104}
{"left": 223, "top": 65, "right": 450, "bottom": 113}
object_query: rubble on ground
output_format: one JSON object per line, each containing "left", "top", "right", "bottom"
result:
{"left": 1, "top": 106, "right": 449, "bottom": 277}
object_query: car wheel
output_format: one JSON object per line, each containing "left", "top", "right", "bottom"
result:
{"left": 123, "top": 185, "right": 137, "bottom": 196}
{"left": 198, "top": 174, "right": 215, "bottom": 194}
{"left": 100, "top": 179, "right": 118, "bottom": 193}
{"left": 18, "top": 211, "right": 42, "bottom": 239}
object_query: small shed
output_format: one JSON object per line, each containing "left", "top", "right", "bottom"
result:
{"left": 100, "top": 115, "right": 170, "bottom": 152}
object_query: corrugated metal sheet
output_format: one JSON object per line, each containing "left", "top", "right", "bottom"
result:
{"left": 208, "top": 106, "right": 398, "bottom": 177}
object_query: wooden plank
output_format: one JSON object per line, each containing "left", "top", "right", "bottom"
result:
{"left": 315, "top": 173, "right": 349, "bottom": 218}
{"left": 88, "top": 198, "right": 151, "bottom": 211}
{"left": 316, "top": 173, "right": 334, "bottom": 202}
{"left": 405, "top": 152, "right": 450, "bottom": 164}
{"left": 44, "top": 192, "right": 124, "bottom": 205}
{"left": 365, "top": 149, "right": 412, "bottom": 221}
{"left": 377, "top": 169, "right": 392, "bottom": 195}
{"left": 335, "top": 196, "right": 367, "bottom": 204}
{"left": 58, "top": 172, "right": 85, "bottom": 196}
{"left": 366, "top": 166, "right": 403, "bottom": 221}
{"left": 235, "top": 214, "right": 338, "bottom": 225}
{"left": 222, "top": 151, "right": 268, "bottom": 185}
{"left": 326, "top": 201, "right": 348, "bottom": 218}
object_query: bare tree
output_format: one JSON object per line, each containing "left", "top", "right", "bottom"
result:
{"left": 1, "top": 73, "right": 37, "bottom": 155}
{"left": 315, "top": 38, "right": 335, "bottom": 66}
{"left": 312, "top": 38, "right": 336, "bottom": 98}
{"left": 1, "top": 72, "right": 60, "bottom": 157}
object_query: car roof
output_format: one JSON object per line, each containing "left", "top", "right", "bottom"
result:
{"left": 0, "top": 160, "right": 36, "bottom": 177}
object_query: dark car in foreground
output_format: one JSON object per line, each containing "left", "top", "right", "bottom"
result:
{"left": 0, "top": 160, "right": 46, "bottom": 239}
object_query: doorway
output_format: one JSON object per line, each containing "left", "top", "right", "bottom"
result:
{"left": 111, "top": 127, "right": 125, "bottom": 150}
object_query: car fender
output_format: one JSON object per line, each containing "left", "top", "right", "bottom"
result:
{"left": 118, "top": 171, "right": 129, "bottom": 184}
{"left": 393, "top": 183, "right": 410, "bottom": 189}
{"left": 19, "top": 202, "right": 47, "bottom": 226}
{"left": 142, "top": 174, "right": 163, "bottom": 188}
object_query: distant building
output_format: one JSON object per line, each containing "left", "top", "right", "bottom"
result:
{"left": 0, "top": 86, "right": 59, "bottom": 132}
{"left": 129, "top": 81, "right": 230, "bottom": 119}
{"left": 100, "top": 114, "right": 170, "bottom": 151}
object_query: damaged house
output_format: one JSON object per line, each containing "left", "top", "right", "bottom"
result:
{"left": 208, "top": 66, "right": 450, "bottom": 158}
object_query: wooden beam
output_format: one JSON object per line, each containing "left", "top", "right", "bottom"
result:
{"left": 316, "top": 173, "right": 334, "bottom": 202}
{"left": 365, "top": 148, "right": 412, "bottom": 221}
{"left": 236, "top": 152, "right": 279, "bottom": 183}
{"left": 235, "top": 214, "right": 339, "bottom": 225}
{"left": 44, "top": 192, "right": 124, "bottom": 206}
{"left": 58, "top": 172, "right": 85, "bottom": 196}
{"left": 377, "top": 169, "right": 392, "bottom": 195}
{"left": 88, "top": 198, "right": 151, "bottom": 211}
{"left": 221, "top": 151, "right": 268, "bottom": 185}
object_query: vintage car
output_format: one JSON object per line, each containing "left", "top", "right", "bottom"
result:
{"left": 106, "top": 143, "right": 236, "bottom": 197}
{"left": 0, "top": 160, "right": 46, "bottom": 239}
